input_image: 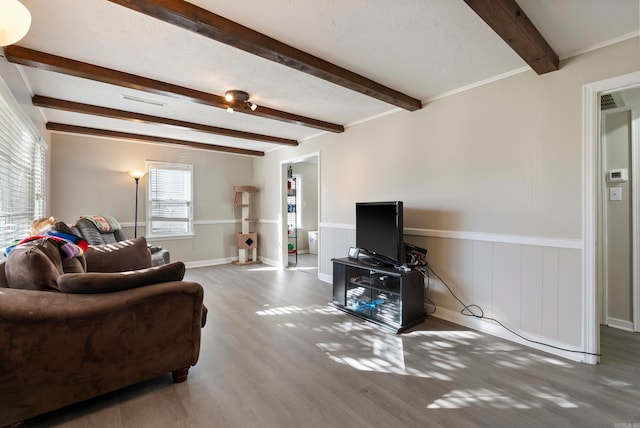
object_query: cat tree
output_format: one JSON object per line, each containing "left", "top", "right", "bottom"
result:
{"left": 232, "top": 185, "right": 260, "bottom": 265}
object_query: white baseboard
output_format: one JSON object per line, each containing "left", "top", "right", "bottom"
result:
{"left": 184, "top": 255, "right": 302, "bottom": 270}
{"left": 318, "top": 272, "right": 332, "bottom": 284}
{"left": 259, "top": 256, "right": 280, "bottom": 267}
{"left": 184, "top": 257, "right": 237, "bottom": 269}
{"left": 606, "top": 317, "right": 634, "bottom": 332}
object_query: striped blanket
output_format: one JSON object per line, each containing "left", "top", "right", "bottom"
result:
{"left": 80, "top": 215, "right": 121, "bottom": 232}
{"left": 4, "top": 231, "right": 88, "bottom": 261}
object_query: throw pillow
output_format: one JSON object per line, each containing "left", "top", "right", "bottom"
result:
{"left": 84, "top": 236, "right": 152, "bottom": 273}
{"left": 56, "top": 261, "right": 185, "bottom": 294}
{"left": 4, "top": 238, "right": 64, "bottom": 291}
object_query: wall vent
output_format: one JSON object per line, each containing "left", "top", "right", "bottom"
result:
{"left": 601, "top": 94, "right": 616, "bottom": 110}
{"left": 601, "top": 93, "right": 624, "bottom": 111}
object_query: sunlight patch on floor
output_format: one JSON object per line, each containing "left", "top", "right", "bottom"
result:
{"left": 428, "top": 385, "right": 587, "bottom": 410}
{"left": 427, "top": 388, "right": 533, "bottom": 410}
{"left": 317, "top": 335, "right": 409, "bottom": 376}
{"left": 408, "top": 331, "right": 483, "bottom": 339}
{"left": 529, "top": 387, "right": 581, "bottom": 408}
{"left": 599, "top": 376, "right": 632, "bottom": 388}
{"left": 286, "top": 266, "right": 318, "bottom": 272}
{"left": 525, "top": 353, "right": 574, "bottom": 367}
{"left": 256, "top": 304, "right": 339, "bottom": 316}
{"left": 247, "top": 266, "right": 280, "bottom": 272}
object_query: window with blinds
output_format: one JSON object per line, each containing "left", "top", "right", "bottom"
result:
{"left": 0, "top": 79, "right": 46, "bottom": 247}
{"left": 146, "top": 161, "right": 193, "bottom": 238}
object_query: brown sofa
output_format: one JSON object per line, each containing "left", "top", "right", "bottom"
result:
{"left": 0, "top": 236, "right": 206, "bottom": 427}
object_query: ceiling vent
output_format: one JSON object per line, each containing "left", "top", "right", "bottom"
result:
{"left": 601, "top": 93, "right": 624, "bottom": 111}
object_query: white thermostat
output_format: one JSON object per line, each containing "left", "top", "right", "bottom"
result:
{"left": 607, "top": 168, "right": 628, "bottom": 182}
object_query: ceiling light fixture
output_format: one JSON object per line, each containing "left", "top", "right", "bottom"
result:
{"left": 0, "top": 0, "right": 32, "bottom": 47}
{"left": 224, "top": 90, "right": 258, "bottom": 113}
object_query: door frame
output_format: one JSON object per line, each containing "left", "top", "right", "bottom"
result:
{"left": 583, "top": 71, "right": 640, "bottom": 363}
{"left": 633, "top": 110, "right": 640, "bottom": 332}
{"left": 280, "top": 152, "right": 321, "bottom": 268}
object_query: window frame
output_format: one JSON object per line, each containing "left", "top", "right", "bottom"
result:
{"left": 145, "top": 160, "right": 194, "bottom": 239}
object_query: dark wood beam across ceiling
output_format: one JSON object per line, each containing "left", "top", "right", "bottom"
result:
{"left": 46, "top": 123, "right": 265, "bottom": 157}
{"left": 5, "top": 45, "right": 343, "bottom": 133}
{"left": 32, "top": 95, "right": 298, "bottom": 147}
{"left": 107, "top": 0, "right": 423, "bottom": 111}
{"left": 464, "top": 0, "right": 559, "bottom": 74}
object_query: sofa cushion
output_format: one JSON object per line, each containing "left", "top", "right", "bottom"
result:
{"left": 0, "top": 260, "right": 8, "bottom": 288}
{"left": 62, "top": 256, "right": 86, "bottom": 273}
{"left": 56, "top": 261, "right": 185, "bottom": 294}
{"left": 4, "top": 238, "right": 64, "bottom": 291}
{"left": 84, "top": 237, "right": 152, "bottom": 273}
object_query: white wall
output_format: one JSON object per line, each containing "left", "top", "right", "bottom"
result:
{"left": 253, "top": 37, "right": 640, "bottom": 360}
{"left": 50, "top": 133, "right": 255, "bottom": 264}
{"left": 0, "top": 58, "right": 47, "bottom": 140}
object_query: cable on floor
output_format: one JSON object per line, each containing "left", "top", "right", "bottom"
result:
{"left": 417, "top": 264, "right": 601, "bottom": 357}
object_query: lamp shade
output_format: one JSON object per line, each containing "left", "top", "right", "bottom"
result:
{"left": 0, "top": 0, "right": 31, "bottom": 46}
{"left": 128, "top": 170, "right": 146, "bottom": 179}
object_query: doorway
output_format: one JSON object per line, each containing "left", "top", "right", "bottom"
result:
{"left": 600, "top": 94, "right": 640, "bottom": 332}
{"left": 584, "top": 71, "right": 640, "bottom": 363}
{"left": 281, "top": 152, "right": 320, "bottom": 276}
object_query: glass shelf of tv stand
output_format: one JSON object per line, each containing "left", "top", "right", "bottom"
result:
{"left": 331, "top": 257, "right": 425, "bottom": 334}
{"left": 344, "top": 265, "right": 402, "bottom": 327}
{"left": 347, "top": 272, "right": 401, "bottom": 295}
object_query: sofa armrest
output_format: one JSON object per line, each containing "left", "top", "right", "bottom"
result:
{"left": 0, "top": 281, "right": 204, "bottom": 426}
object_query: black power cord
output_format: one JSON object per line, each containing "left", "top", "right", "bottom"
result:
{"left": 418, "top": 264, "right": 601, "bottom": 357}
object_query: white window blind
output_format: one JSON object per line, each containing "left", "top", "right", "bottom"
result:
{"left": 147, "top": 161, "right": 193, "bottom": 238}
{"left": 0, "top": 80, "right": 45, "bottom": 247}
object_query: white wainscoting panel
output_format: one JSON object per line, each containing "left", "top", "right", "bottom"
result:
{"left": 320, "top": 224, "right": 585, "bottom": 357}
{"left": 521, "top": 246, "right": 544, "bottom": 336}
{"left": 319, "top": 223, "right": 355, "bottom": 275}
{"left": 541, "top": 247, "right": 560, "bottom": 341}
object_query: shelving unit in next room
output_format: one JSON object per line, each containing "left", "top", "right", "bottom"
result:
{"left": 233, "top": 185, "right": 260, "bottom": 265}
{"left": 287, "top": 175, "right": 297, "bottom": 265}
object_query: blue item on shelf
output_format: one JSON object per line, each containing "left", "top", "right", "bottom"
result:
{"left": 353, "top": 299, "right": 384, "bottom": 312}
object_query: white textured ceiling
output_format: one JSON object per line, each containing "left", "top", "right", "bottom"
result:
{"left": 7, "top": 0, "right": 640, "bottom": 155}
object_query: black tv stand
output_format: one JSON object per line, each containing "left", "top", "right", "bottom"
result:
{"left": 330, "top": 257, "right": 425, "bottom": 334}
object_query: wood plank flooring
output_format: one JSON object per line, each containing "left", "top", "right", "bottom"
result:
{"left": 26, "top": 262, "right": 640, "bottom": 427}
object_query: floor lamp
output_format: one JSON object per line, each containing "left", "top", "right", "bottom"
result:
{"left": 128, "top": 170, "right": 146, "bottom": 238}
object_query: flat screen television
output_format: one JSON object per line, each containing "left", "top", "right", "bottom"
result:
{"left": 355, "top": 201, "right": 404, "bottom": 267}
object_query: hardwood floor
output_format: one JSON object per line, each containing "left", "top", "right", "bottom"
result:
{"left": 27, "top": 263, "right": 640, "bottom": 427}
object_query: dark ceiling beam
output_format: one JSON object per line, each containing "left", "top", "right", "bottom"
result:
{"left": 5, "top": 45, "right": 343, "bottom": 133}
{"left": 464, "top": 0, "right": 559, "bottom": 74}
{"left": 107, "top": 0, "right": 422, "bottom": 111}
{"left": 33, "top": 95, "right": 298, "bottom": 147}
{"left": 46, "top": 122, "right": 265, "bottom": 157}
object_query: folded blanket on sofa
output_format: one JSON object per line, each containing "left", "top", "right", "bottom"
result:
{"left": 80, "top": 215, "right": 121, "bottom": 232}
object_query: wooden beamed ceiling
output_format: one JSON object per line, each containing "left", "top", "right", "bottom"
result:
{"left": 463, "top": 0, "right": 559, "bottom": 74}
{"left": 46, "top": 123, "right": 265, "bottom": 157}
{"left": 32, "top": 95, "right": 298, "bottom": 147}
{"left": 8, "top": 1, "right": 559, "bottom": 156}
{"left": 4, "top": 45, "right": 343, "bottom": 134}
{"left": 107, "top": 0, "right": 423, "bottom": 112}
